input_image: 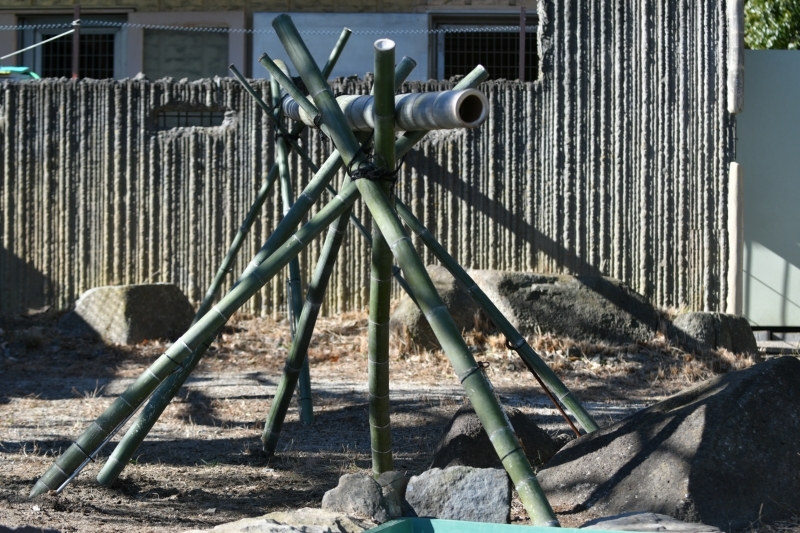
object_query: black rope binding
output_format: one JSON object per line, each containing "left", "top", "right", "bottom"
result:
{"left": 346, "top": 143, "right": 407, "bottom": 196}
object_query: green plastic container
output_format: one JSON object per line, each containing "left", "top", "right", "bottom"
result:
{"left": 369, "top": 518, "right": 611, "bottom": 533}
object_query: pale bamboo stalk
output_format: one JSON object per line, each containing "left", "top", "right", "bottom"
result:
{"left": 367, "top": 38, "right": 396, "bottom": 476}
{"left": 271, "top": 14, "right": 557, "bottom": 525}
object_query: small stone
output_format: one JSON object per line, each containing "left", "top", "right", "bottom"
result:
{"left": 581, "top": 512, "right": 721, "bottom": 533}
{"left": 322, "top": 472, "right": 398, "bottom": 523}
{"left": 203, "top": 508, "right": 217, "bottom": 515}
{"left": 670, "top": 312, "right": 757, "bottom": 354}
{"left": 405, "top": 466, "right": 511, "bottom": 523}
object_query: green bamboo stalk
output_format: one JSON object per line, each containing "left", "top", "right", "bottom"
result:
{"left": 261, "top": 57, "right": 419, "bottom": 456}
{"left": 359, "top": 179, "right": 560, "bottom": 527}
{"left": 40, "top": 120, "right": 445, "bottom": 496}
{"left": 367, "top": 38, "right": 396, "bottom": 476}
{"left": 272, "top": 66, "right": 315, "bottom": 426}
{"left": 31, "top": 179, "right": 362, "bottom": 499}
{"left": 92, "top": 37, "right": 354, "bottom": 487}
{"left": 196, "top": 28, "right": 350, "bottom": 320}
{"left": 394, "top": 200, "right": 599, "bottom": 434}
{"left": 271, "top": 16, "right": 557, "bottom": 525}
{"left": 262, "top": 64, "right": 487, "bottom": 457}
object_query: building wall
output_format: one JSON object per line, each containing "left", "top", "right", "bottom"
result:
{"left": 0, "top": 0, "right": 737, "bottom": 317}
{"left": 0, "top": 0, "right": 533, "bottom": 14}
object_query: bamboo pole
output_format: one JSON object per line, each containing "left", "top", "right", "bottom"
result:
{"left": 272, "top": 66, "right": 314, "bottom": 425}
{"left": 368, "top": 38, "right": 396, "bottom": 476}
{"left": 31, "top": 179, "right": 362, "bottom": 498}
{"left": 36, "top": 117, "right": 447, "bottom": 497}
{"left": 394, "top": 200, "right": 600, "bottom": 434}
{"left": 196, "top": 28, "right": 350, "bottom": 320}
{"left": 92, "top": 34, "right": 353, "bottom": 486}
{"left": 270, "top": 14, "right": 558, "bottom": 526}
{"left": 261, "top": 57, "right": 421, "bottom": 456}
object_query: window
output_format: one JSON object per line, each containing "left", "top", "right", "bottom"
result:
{"left": 17, "top": 15, "right": 126, "bottom": 79}
{"left": 432, "top": 13, "right": 538, "bottom": 81}
{"left": 40, "top": 33, "right": 116, "bottom": 79}
{"left": 152, "top": 107, "right": 227, "bottom": 130}
{"left": 143, "top": 30, "right": 228, "bottom": 81}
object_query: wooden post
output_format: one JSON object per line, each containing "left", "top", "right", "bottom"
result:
{"left": 71, "top": 4, "right": 80, "bottom": 79}
{"left": 519, "top": 7, "right": 526, "bottom": 83}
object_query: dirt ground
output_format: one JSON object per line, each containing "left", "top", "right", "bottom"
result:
{"left": 0, "top": 308, "right": 776, "bottom": 532}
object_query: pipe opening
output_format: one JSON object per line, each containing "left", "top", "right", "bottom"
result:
{"left": 458, "top": 94, "right": 486, "bottom": 126}
{"left": 374, "top": 39, "right": 396, "bottom": 51}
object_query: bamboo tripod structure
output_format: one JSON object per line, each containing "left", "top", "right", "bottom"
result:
{"left": 32, "top": 15, "right": 601, "bottom": 527}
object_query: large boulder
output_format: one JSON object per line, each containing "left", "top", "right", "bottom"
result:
{"left": 670, "top": 312, "right": 758, "bottom": 354}
{"left": 404, "top": 466, "right": 511, "bottom": 523}
{"left": 430, "top": 406, "right": 567, "bottom": 470}
{"left": 537, "top": 356, "right": 800, "bottom": 530}
{"left": 468, "top": 271, "right": 660, "bottom": 344}
{"left": 390, "top": 265, "right": 479, "bottom": 350}
{"left": 58, "top": 283, "right": 195, "bottom": 345}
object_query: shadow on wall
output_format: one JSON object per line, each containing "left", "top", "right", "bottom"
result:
{"left": 416, "top": 151, "right": 603, "bottom": 278}
{"left": 0, "top": 248, "right": 52, "bottom": 316}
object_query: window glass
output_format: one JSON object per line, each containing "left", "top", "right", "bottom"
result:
{"left": 144, "top": 30, "right": 228, "bottom": 81}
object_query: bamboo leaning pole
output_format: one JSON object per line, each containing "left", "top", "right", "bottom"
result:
{"left": 33, "top": 77, "right": 461, "bottom": 498}
{"left": 258, "top": 59, "right": 475, "bottom": 455}
{"left": 394, "top": 200, "right": 600, "bottom": 434}
{"left": 269, "top": 14, "right": 559, "bottom": 526}
{"left": 195, "top": 28, "right": 352, "bottom": 322}
{"left": 368, "top": 38, "right": 396, "bottom": 476}
{"left": 272, "top": 61, "right": 314, "bottom": 425}
{"left": 260, "top": 64, "right": 489, "bottom": 458}
{"left": 93, "top": 34, "right": 354, "bottom": 487}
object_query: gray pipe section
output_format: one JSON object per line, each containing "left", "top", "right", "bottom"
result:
{"left": 280, "top": 89, "right": 489, "bottom": 131}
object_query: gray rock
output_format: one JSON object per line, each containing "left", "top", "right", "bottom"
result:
{"left": 537, "top": 356, "right": 800, "bottom": 530}
{"left": 670, "top": 312, "right": 757, "bottom": 354}
{"left": 376, "top": 471, "right": 409, "bottom": 518}
{"left": 321, "top": 472, "right": 400, "bottom": 523}
{"left": 431, "top": 406, "right": 566, "bottom": 470}
{"left": 467, "top": 271, "right": 660, "bottom": 344}
{"left": 581, "top": 512, "right": 721, "bottom": 533}
{"left": 58, "top": 283, "right": 195, "bottom": 345}
{"left": 181, "top": 508, "right": 369, "bottom": 533}
{"left": 404, "top": 466, "right": 511, "bottom": 523}
{"left": 390, "top": 265, "right": 479, "bottom": 350}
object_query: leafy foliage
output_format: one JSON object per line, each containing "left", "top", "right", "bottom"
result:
{"left": 745, "top": 0, "right": 800, "bottom": 49}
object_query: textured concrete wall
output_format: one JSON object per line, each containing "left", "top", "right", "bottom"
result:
{"left": 0, "top": 0, "right": 736, "bottom": 316}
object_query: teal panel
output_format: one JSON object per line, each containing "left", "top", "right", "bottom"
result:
{"left": 369, "top": 518, "right": 633, "bottom": 533}
{"left": 737, "top": 51, "right": 800, "bottom": 327}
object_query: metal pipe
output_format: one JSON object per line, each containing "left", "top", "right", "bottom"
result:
{"left": 281, "top": 89, "right": 488, "bottom": 131}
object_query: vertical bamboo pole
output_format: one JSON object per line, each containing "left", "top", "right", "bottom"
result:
{"left": 368, "top": 38, "right": 396, "bottom": 476}
{"left": 270, "top": 14, "right": 558, "bottom": 526}
{"left": 272, "top": 63, "right": 314, "bottom": 425}
{"left": 262, "top": 57, "right": 420, "bottom": 456}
